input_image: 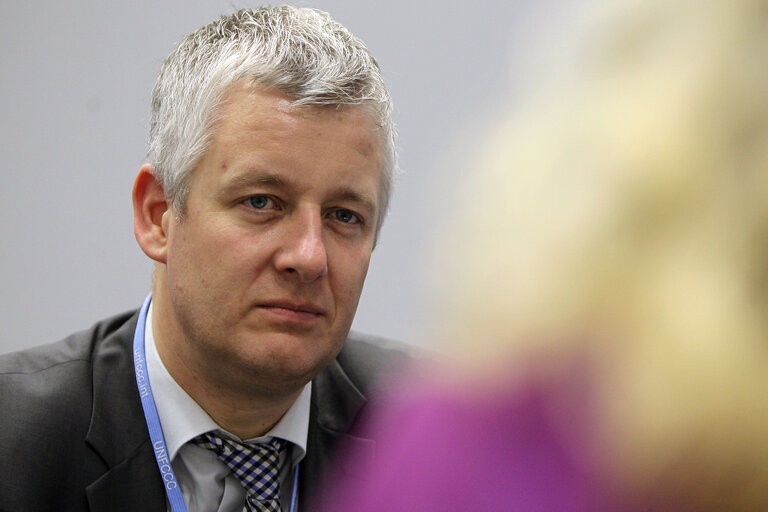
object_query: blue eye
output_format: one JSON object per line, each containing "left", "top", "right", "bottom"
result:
{"left": 247, "top": 196, "right": 273, "bottom": 209}
{"left": 333, "top": 209, "right": 360, "bottom": 224}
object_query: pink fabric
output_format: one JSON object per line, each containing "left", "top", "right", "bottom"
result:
{"left": 328, "top": 368, "right": 608, "bottom": 511}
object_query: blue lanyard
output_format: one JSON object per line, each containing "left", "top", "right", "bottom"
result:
{"left": 133, "top": 293, "right": 300, "bottom": 512}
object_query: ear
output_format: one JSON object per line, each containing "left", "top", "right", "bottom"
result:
{"left": 133, "top": 164, "right": 170, "bottom": 263}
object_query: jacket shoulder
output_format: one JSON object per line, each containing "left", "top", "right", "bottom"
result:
{"left": 336, "top": 331, "right": 426, "bottom": 397}
{"left": 0, "top": 310, "right": 136, "bottom": 374}
{"left": 0, "top": 309, "right": 137, "bottom": 431}
{"left": 0, "top": 310, "right": 139, "bottom": 510}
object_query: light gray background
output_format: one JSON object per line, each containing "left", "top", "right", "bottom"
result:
{"left": 1, "top": 0, "right": 581, "bottom": 354}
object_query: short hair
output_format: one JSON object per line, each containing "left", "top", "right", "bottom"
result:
{"left": 147, "top": 6, "right": 395, "bottom": 235}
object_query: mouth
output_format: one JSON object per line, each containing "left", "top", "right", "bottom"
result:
{"left": 257, "top": 300, "right": 325, "bottom": 323}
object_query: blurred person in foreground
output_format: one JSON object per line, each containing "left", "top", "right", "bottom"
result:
{"left": 0, "top": 6, "right": 415, "bottom": 512}
{"left": 329, "top": 0, "right": 768, "bottom": 510}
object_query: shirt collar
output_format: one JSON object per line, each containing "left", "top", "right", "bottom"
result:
{"left": 144, "top": 302, "right": 311, "bottom": 465}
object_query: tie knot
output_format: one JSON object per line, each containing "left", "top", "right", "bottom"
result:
{"left": 193, "top": 432, "right": 285, "bottom": 511}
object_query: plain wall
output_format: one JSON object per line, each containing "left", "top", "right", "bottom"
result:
{"left": 0, "top": 0, "right": 582, "bottom": 354}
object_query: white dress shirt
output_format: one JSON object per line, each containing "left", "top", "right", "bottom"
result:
{"left": 144, "top": 303, "right": 310, "bottom": 511}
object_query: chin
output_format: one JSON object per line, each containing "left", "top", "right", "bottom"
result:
{"left": 239, "top": 343, "right": 330, "bottom": 377}
{"left": 232, "top": 328, "right": 344, "bottom": 374}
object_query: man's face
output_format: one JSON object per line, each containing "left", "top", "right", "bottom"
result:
{"left": 158, "top": 82, "right": 382, "bottom": 394}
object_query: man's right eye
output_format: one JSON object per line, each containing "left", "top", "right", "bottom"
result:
{"left": 246, "top": 195, "right": 274, "bottom": 209}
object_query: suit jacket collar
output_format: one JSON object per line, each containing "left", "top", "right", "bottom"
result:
{"left": 301, "top": 356, "right": 377, "bottom": 512}
{"left": 80, "top": 310, "right": 374, "bottom": 512}
{"left": 84, "top": 310, "right": 167, "bottom": 512}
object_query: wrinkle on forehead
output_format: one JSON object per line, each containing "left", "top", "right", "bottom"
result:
{"left": 220, "top": 80, "right": 382, "bottom": 157}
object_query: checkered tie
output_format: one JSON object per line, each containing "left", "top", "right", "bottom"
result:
{"left": 194, "top": 432, "right": 285, "bottom": 512}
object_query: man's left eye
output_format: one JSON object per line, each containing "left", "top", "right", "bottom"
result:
{"left": 333, "top": 209, "right": 360, "bottom": 224}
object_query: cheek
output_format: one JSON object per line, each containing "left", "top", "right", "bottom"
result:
{"left": 176, "top": 221, "right": 245, "bottom": 264}
{"left": 166, "top": 222, "right": 234, "bottom": 290}
{"left": 333, "top": 248, "right": 372, "bottom": 298}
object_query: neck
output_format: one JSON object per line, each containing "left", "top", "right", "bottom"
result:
{"left": 165, "top": 358, "right": 302, "bottom": 440}
{"left": 150, "top": 278, "right": 302, "bottom": 440}
{"left": 155, "top": 333, "right": 303, "bottom": 439}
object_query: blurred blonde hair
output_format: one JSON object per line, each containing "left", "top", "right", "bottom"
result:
{"left": 436, "top": 0, "right": 768, "bottom": 507}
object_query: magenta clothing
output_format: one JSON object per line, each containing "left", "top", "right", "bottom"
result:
{"left": 327, "top": 370, "right": 607, "bottom": 511}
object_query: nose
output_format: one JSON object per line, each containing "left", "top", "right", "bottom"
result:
{"left": 274, "top": 208, "right": 328, "bottom": 282}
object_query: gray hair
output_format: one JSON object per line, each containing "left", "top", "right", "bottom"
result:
{"left": 147, "top": 6, "right": 395, "bottom": 234}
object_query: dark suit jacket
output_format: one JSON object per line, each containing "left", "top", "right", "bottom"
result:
{"left": 0, "top": 310, "right": 414, "bottom": 512}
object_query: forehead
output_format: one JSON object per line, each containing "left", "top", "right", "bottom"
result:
{"left": 215, "top": 81, "right": 381, "bottom": 157}
{"left": 190, "top": 82, "right": 383, "bottom": 206}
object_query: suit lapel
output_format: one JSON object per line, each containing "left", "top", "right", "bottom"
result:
{"left": 300, "top": 358, "right": 377, "bottom": 512}
{"left": 84, "top": 311, "right": 166, "bottom": 512}
{"left": 86, "top": 440, "right": 166, "bottom": 512}
{"left": 80, "top": 312, "right": 379, "bottom": 512}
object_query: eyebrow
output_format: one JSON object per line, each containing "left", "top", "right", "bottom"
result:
{"left": 223, "top": 171, "right": 286, "bottom": 192}
{"left": 218, "top": 171, "right": 288, "bottom": 201}
{"left": 330, "top": 187, "right": 378, "bottom": 218}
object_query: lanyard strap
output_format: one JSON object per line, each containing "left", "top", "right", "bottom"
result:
{"left": 133, "top": 293, "right": 300, "bottom": 512}
{"left": 133, "top": 293, "right": 189, "bottom": 512}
